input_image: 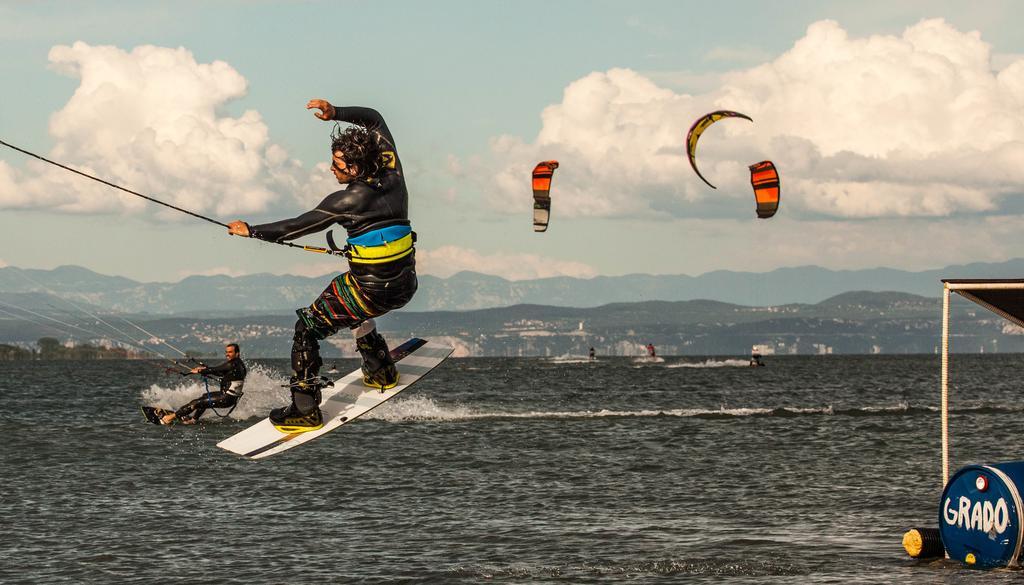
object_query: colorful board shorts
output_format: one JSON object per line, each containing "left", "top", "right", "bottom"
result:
{"left": 297, "top": 266, "right": 417, "bottom": 338}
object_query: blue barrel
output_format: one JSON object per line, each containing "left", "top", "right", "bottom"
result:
{"left": 940, "top": 462, "right": 1024, "bottom": 568}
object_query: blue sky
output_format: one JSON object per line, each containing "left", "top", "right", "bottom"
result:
{"left": 2, "top": 1, "right": 1023, "bottom": 282}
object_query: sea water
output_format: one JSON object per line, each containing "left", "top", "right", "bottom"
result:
{"left": 2, "top": 354, "right": 1023, "bottom": 584}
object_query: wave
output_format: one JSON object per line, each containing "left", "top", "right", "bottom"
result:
{"left": 368, "top": 403, "right": 833, "bottom": 422}
{"left": 546, "top": 355, "right": 597, "bottom": 364}
{"left": 632, "top": 356, "right": 665, "bottom": 364}
{"left": 667, "top": 358, "right": 752, "bottom": 368}
{"left": 363, "top": 394, "right": 476, "bottom": 422}
{"left": 141, "top": 366, "right": 1024, "bottom": 425}
{"left": 359, "top": 400, "right": 1024, "bottom": 422}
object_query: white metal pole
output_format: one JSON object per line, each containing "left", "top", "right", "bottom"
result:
{"left": 941, "top": 284, "right": 950, "bottom": 486}
{"left": 945, "top": 282, "right": 1024, "bottom": 290}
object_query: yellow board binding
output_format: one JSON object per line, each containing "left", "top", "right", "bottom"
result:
{"left": 272, "top": 422, "right": 325, "bottom": 434}
{"left": 271, "top": 409, "right": 324, "bottom": 434}
{"left": 363, "top": 372, "right": 400, "bottom": 391}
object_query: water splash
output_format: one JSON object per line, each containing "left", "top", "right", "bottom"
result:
{"left": 668, "top": 358, "right": 752, "bottom": 368}
{"left": 362, "top": 394, "right": 475, "bottom": 422}
{"left": 139, "top": 361, "right": 289, "bottom": 421}
{"left": 632, "top": 356, "right": 665, "bottom": 364}
{"left": 546, "top": 354, "right": 597, "bottom": 364}
{"left": 137, "top": 373, "right": 957, "bottom": 425}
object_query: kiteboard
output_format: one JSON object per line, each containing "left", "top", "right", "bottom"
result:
{"left": 217, "top": 338, "right": 452, "bottom": 460}
{"left": 142, "top": 406, "right": 173, "bottom": 425}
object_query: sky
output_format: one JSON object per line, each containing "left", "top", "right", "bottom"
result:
{"left": 1, "top": 0, "right": 1024, "bottom": 283}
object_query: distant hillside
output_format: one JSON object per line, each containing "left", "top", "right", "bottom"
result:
{"left": 3, "top": 259, "right": 1024, "bottom": 314}
{"left": 0, "top": 290, "right": 1007, "bottom": 357}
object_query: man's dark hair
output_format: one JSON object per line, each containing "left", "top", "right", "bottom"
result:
{"left": 331, "top": 125, "right": 385, "bottom": 180}
{"left": 226, "top": 343, "right": 240, "bottom": 354}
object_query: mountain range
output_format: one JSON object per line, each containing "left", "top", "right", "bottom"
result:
{"left": 3, "top": 258, "right": 1024, "bottom": 315}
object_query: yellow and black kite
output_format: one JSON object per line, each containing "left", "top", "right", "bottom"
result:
{"left": 685, "top": 110, "right": 753, "bottom": 189}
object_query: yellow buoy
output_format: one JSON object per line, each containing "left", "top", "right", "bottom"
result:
{"left": 902, "top": 527, "right": 943, "bottom": 559}
{"left": 903, "top": 529, "right": 923, "bottom": 557}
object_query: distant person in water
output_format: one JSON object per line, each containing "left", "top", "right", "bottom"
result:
{"left": 226, "top": 99, "right": 417, "bottom": 433}
{"left": 589, "top": 347, "right": 596, "bottom": 360}
{"left": 160, "top": 343, "right": 247, "bottom": 425}
{"left": 646, "top": 343, "right": 656, "bottom": 358}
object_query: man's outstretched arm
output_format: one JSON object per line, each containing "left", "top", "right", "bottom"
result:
{"left": 248, "top": 200, "right": 344, "bottom": 242}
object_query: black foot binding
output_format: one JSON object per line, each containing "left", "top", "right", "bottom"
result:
{"left": 270, "top": 377, "right": 324, "bottom": 433}
{"left": 269, "top": 403, "right": 323, "bottom": 433}
{"left": 357, "top": 329, "right": 399, "bottom": 390}
{"left": 286, "top": 375, "right": 334, "bottom": 390}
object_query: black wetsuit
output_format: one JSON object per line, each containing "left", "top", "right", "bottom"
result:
{"left": 175, "top": 357, "right": 247, "bottom": 422}
{"left": 249, "top": 106, "right": 417, "bottom": 328}
{"left": 246, "top": 106, "right": 418, "bottom": 420}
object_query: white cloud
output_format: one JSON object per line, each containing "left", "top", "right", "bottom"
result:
{"left": 597, "top": 214, "right": 1024, "bottom": 277}
{"left": 175, "top": 262, "right": 346, "bottom": 280}
{"left": 446, "top": 154, "right": 464, "bottom": 176}
{"left": 280, "top": 160, "right": 344, "bottom": 208}
{"left": 993, "top": 52, "right": 1024, "bottom": 71}
{"left": 172, "top": 260, "right": 346, "bottom": 280}
{"left": 640, "top": 70, "right": 724, "bottom": 94}
{"left": 481, "top": 19, "right": 1024, "bottom": 221}
{"left": 416, "top": 245, "right": 597, "bottom": 280}
{"left": 277, "top": 260, "right": 348, "bottom": 279}
{"left": 0, "top": 42, "right": 318, "bottom": 217}
{"left": 805, "top": 218, "right": 1002, "bottom": 270}
{"left": 175, "top": 266, "right": 250, "bottom": 279}
{"left": 176, "top": 248, "right": 597, "bottom": 282}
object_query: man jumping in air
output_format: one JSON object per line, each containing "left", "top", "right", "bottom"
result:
{"left": 227, "top": 99, "right": 417, "bottom": 432}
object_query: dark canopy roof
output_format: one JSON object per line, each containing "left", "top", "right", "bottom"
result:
{"left": 943, "top": 279, "right": 1024, "bottom": 328}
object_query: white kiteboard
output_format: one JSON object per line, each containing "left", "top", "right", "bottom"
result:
{"left": 217, "top": 338, "right": 452, "bottom": 459}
